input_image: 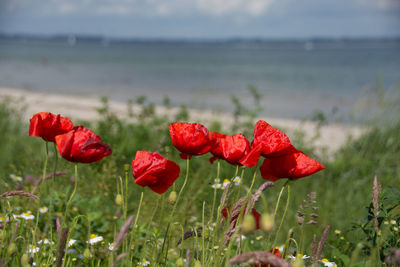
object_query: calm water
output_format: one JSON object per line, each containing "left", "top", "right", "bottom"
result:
{"left": 1, "top": 38, "right": 399, "bottom": 121}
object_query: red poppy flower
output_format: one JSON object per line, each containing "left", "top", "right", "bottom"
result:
{"left": 29, "top": 112, "right": 74, "bottom": 142}
{"left": 169, "top": 122, "right": 211, "bottom": 159}
{"left": 131, "top": 151, "right": 180, "bottom": 194}
{"left": 209, "top": 132, "right": 250, "bottom": 165}
{"left": 259, "top": 149, "right": 325, "bottom": 181}
{"left": 240, "top": 120, "right": 293, "bottom": 167}
{"left": 55, "top": 126, "right": 112, "bottom": 164}
{"left": 209, "top": 131, "right": 226, "bottom": 163}
{"left": 221, "top": 206, "right": 261, "bottom": 229}
{"left": 254, "top": 247, "right": 282, "bottom": 267}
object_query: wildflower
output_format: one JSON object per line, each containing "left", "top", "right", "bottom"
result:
{"left": 234, "top": 235, "right": 246, "bottom": 243}
{"left": 88, "top": 234, "right": 103, "bottom": 245}
{"left": 334, "top": 229, "right": 341, "bottom": 235}
{"left": 108, "top": 243, "right": 114, "bottom": 251}
{"left": 72, "top": 206, "right": 78, "bottom": 212}
{"left": 209, "top": 131, "right": 226, "bottom": 163}
{"left": 39, "top": 207, "right": 48, "bottom": 214}
{"left": 168, "top": 122, "right": 211, "bottom": 159}
{"left": 10, "top": 174, "right": 23, "bottom": 182}
{"left": 240, "top": 120, "right": 293, "bottom": 167}
{"left": 38, "top": 238, "right": 54, "bottom": 245}
{"left": 211, "top": 178, "right": 222, "bottom": 189}
{"left": 222, "top": 179, "right": 231, "bottom": 187}
{"left": 0, "top": 216, "right": 4, "bottom": 222}
{"left": 28, "top": 245, "right": 40, "bottom": 254}
{"left": 233, "top": 176, "right": 241, "bottom": 185}
{"left": 340, "top": 236, "right": 344, "bottom": 240}
{"left": 259, "top": 149, "right": 325, "bottom": 181}
{"left": 131, "top": 151, "right": 180, "bottom": 194}
{"left": 138, "top": 259, "right": 150, "bottom": 266}
{"left": 320, "top": 258, "right": 337, "bottom": 267}
{"left": 67, "top": 239, "right": 77, "bottom": 247}
{"left": 57, "top": 212, "right": 63, "bottom": 217}
{"left": 29, "top": 112, "right": 73, "bottom": 142}
{"left": 288, "top": 254, "right": 310, "bottom": 260}
{"left": 55, "top": 126, "right": 112, "bottom": 163}
{"left": 253, "top": 247, "right": 282, "bottom": 267}
{"left": 20, "top": 211, "right": 34, "bottom": 220}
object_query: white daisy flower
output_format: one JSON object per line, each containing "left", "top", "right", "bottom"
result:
{"left": 320, "top": 258, "right": 337, "bottom": 267}
{"left": 20, "top": 211, "right": 34, "bottom": 220}
{"left": 211, "top": 183, "right": 222, "bottom": 189}
{"left": 28, "top": 245, "right": 40, "bottom": 254}
{"left": 67, "top": 239, "right": 77, "bottom": 247}
{"left": 108, "top": 243, "right": 114, "bottom": 251}
{"left": 222, "top": 179, "right": 230, "bottom": 187}
{"left": 288, "top": 254, "right": 310, "bottom": 261}
{"left": 10, "top": 174, "right": 23, "bottom": 182}
{"left": 233, "top": 176, "right": 241, "bottom": 186}
{"left": 38, "top": 238, "right": 54, "bottom": 245}
{"left": 138, "top": 259, "right": 150, "bottom": 266}
{"left": 214, "top": 178, "right": 221, "bottom": 183}
{"left": 235, "top": 235, "right": 246, "bottom": 243}
{"left": 39, "top": 207, "right": 48, "bottom": 214}
{"left": 88, "top": 234, "right": 103, "bottom": 245}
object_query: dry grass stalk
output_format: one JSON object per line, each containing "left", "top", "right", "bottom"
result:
{"left": 110, "top": 253, "right": 129, "bottom": 267}
{"left": 56, "top": 218, "right": 61, "bottom": 239}
{"left": 185, "top": 249, "right": 190, "bottom": 267}
{"left": 245, "top": 182, "right": 274, "bottom": 214}
{"left": 311, "top": 234, "right": 318, "bottom": 263}
{"left": 0, "top": 191, "right": 38, "bottom": 200}
{"left": 112, "top": 215, "right": 135, "bottom": 251}
{"left": 56, "top": 227, "right": 69, "bottom": 267}
{"left": 229, "top": 251, "right": 291, "bottom": 267}
{"left": 177, "top": 226, "right": 202, "bottom": 245}
{"left": 311, "top": 225, "right": 330, "bottom": 263}
{"left": 372, "top": 176, "right": 381, "bottom": 231}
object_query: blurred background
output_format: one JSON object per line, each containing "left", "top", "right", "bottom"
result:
{"left": 0, "top": 0, "right": 399, "bottom": 122}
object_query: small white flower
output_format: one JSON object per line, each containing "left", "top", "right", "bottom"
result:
{"left": 214, "top": 178, "right": 221, "bottom": 183}
{"left": 10, "top": 174, "right": 23, "bottom": 182}
{"left": 288, "top": 254, "right": 310, "bottom": 261}
{"left": 211, "top": 183, "right": 222, "bottom": 189}
{"left": 28, "top": 245, "right": 40, "bottom": 254}
{"left": 108, "top": 243, "right": 114, "bottom": 251}
{"left": 67, "top": 239, "right": 77, "bottom": 247}
{"left": 235, "top": 235, "right": 246, "bottom": 243}
{"left": 88, "top": 234, "right": 103, "bottom": 245}
{"left": 233, "top": 176, "right": 241, "bottom": 186}
{"left": 139, "top": 259, "right": 150, "bottom": 266}
{"left": 20, "top": 211, "right": 34, "bottom": 220}
{"left": 38, "top": 238, "right": 54, "bottom": 245}
{"left": 39, "top": 207, "right": 48, "bottom": 214}
{"left": 320, "top": 258, "right": 337, "bottom": 267}
{"left": 222, "top": 179, "right": 230, "bottom": 187}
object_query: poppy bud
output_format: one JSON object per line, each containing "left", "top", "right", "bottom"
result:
{"left": 260, "top": 213, "right": 274, "bottom": 233}
{"left": 176, "top": 258, "right": 184, "bottom": 267}
{"left": 83, "top": 248, "right": 91, "bottom": 260}
{"left": 292, "top": 258, "right": 304, "bottom": 267}
{"left": 194, "top": 260, "right": 202, "bottom": 267}
{"left": 21, "top": 254, "right": 29, "bottom": 265}
{"left": 7, "top": 243, "right": 16, "bottom": 255}
{"left": 241, "top": 214, "right": 256, "bottom": 235}
{"left": 124, "top": 164, "right": 130, "bottom": 172}
{"left": 0, "top": 231, "right": 6, "bottom": 241}
{"left": 168, "top": 191, "right": 177, "bottom": 205}
{"left": 115, "top": 194, "right": 123, "bottom": 206}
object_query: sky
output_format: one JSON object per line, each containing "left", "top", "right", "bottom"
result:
{"left": 0, "top": 0, "right": 399, "bottom": 39}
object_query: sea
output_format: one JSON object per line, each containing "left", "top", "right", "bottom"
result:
{"left": 1, "top": 37, "right": 399, "bottom": 122}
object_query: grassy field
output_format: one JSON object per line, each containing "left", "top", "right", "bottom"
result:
{"left": 0, "top": 94, "right": 399, "bottom": 267}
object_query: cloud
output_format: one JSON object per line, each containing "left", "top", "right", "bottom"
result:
{"left": 195, "top": 0, "right": 276, "bottom": 16}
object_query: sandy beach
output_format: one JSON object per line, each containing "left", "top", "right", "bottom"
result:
{"left": 0, "top": 87, "right": 366, "bottom": 158}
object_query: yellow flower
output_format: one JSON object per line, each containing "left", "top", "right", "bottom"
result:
{"left": 334, "top": 229, "right": 341, "bottom": 235}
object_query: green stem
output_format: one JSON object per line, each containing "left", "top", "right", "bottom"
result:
{"left": 272, "top": 184, "right": 291, "bottom": 250}
{"left": 65, "top": 164, "right": 78, "bottom": 223}
{"left": 133, "top": 191, "right": 144, "bottom": 227}
{"left": 41, "top": 142, "right": 49, "bottom": 195}
{"left": 209, "top": 160, "right": 221, "bottom": 223}
{"left": 170, "top": 158, "right": 190, "bottom": 219}
{"left": 49, "top": 143, "right": 58, "bottom": 216}
{"left": 202, "top": 201, "right": 206, "bottom": 265}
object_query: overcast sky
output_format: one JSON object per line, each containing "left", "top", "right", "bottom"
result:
{"left": 0, "top": 0, "right": 399, "bottom": 39}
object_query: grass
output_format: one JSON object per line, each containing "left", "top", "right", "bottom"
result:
{"left": 0, "top": 94, "right": 399, "bottom": 266}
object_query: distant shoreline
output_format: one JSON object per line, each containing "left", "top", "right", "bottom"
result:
{"left": 0, "top": 87, "right": 366, "bottom": 158}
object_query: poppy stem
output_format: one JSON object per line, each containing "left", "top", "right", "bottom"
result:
{"left": 209, "top": 160, "right": 221, "bottom": 224}
{"left": 49, "top": 143, "right": 58, "bottom": 215}
{"left": 41, "top": 142, "right": 49, "bottom": 196}
{"left": 170, "top": 157, "right": 190, "bottom": 219}
{"left": 133, "top": 191, "right": 144, "bottom": 227}
{"left": 272, "top": 183, "right": 291, "bottom": 251}
{"left": 65, "top": 164, "right": 78, "bottom": 223}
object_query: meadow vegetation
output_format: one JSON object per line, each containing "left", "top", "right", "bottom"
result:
{"left": 0, "top": 91, "right": 399, "bottom": 267}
